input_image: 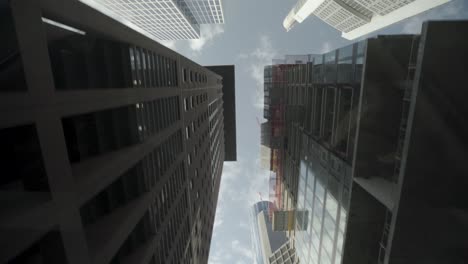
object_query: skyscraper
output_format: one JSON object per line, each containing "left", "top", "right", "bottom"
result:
{"left": 283, "top": 0, "right": 451, "bottom": 39}
{"left": 0, "top": 0, "right": 235, "bottom": 263}
{"left": 80, "top": 0, "right": 224, "bottom": 40}
{"left": 250, "top": 201, "right": 290, "bottom": 264}
{"left": 263, "top": 20, "right": 468, "bottom": 264}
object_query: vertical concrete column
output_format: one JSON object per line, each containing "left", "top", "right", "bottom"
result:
{"left": 10, "top": 0, "right": 92, "bottom": 263}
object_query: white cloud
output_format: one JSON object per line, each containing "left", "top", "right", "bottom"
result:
{"left": 208, "top": 249, "right": 226, "bottom": 264}
{"left": 231, "top": 240, "right": 254, "bottom": 260}
{"left": 238, "top": 35, "right": 278, "bottom": 109}
{"left": 212, "top": 201, "right": 225, "bottom": 231}
{"left": 208, "top": 158, "right": 270, "bottom": 263}
{"left": 319, "top": 41, "right": 332, "bottom": 53}
{"left": 189, "top": 24, "right": 225, "bottom": 52}
{"left": 218, "top": 159, "right": 270, "bottom": 206}
{"left": 401, "top": 0, "right": 466, "bottom": 33}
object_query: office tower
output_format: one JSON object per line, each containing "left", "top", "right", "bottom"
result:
{"left": 263, "top": 57, "right": 312, "bottom": 213}
{"left": 80, "top": 0, "right": 224, "bottom": 40}
{"left": 263, "top": 20, "right": 468, "bottom": 264}
{"left": 250, "top": 201, "right": 291, "bottom": 264}
{"left": 283, "top": 0, "right": 451, "bottom": 40}
{"left": 0, "top": 0, "right": 236, "bottom": 263}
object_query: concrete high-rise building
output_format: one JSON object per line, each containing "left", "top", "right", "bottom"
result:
{"left": 80, "top": 0, "right": 224, "bottom": 40}
{"left": 283, "top": 0, "right": 451, "bottom": 39}
{"left": 0, "top": 0, "right": 235, "bottom": 263}
{"left": 263, "top": 20, "right": 468, "bottom": 264}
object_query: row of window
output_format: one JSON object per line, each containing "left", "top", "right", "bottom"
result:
{"left": 285, "top": 85, "right": 307, "bottom": 106}
{"left": 296, "top": 157, "right": 349, "bottom": 264}
{"left": 154, "top": 215, "right": 191, "bottom": 264}
{"left": 188, "top": 123, "right": 210, "bottom": 187}
{"left": 210, "top": 118, "right": 224, "bottom": 188}
{"left": 63, "top": 97, "right": 180, "bottom": 163}
{"left": 302, "top": 85, "right": 356, "bottom": 161}
{"left": 79, "top": 130, "right": 183, "bottom": 227}
{"left": 152, "top": 186, "right": 190, "bottom": 264}
{"left": 80, "top": 164, "right": 147, "bottom": 226}
{"left": 184, "top": 93, "right": 208, "bottom": 112}
{"left": 271, "top": 42, "right": 366, "bottom": 86}
{"left": 111, "top": 211, "right": 155, "bottom": 264}
{"left": 136, "top": 96, "right": 180, "bottom": 141}
{"left": 303, "top": 135, "right": 353, "bottom": 189}
{"left": 129, "top": 46, "right": 178, "bottom": 88}
{"left": 183, "top": 68, "right": 208, "bottom": 85}
{"left": 185, "top": 109, "right": 210, "bottom": 140}
{"left": 149, "top": 131, "right": 184, "bottom": 185}
{"left": 150, "top": 163, "right": 187, "bottom": 261}
{"left": 269, "top": 242, "right": 296, "bottom": 264}
{"left": 45, "top": 19, "right": 178, "bottom": 90}
{"left": 0, "top": 124, "right": 184, "bottom": 262}
{"left": 208, "top": 97, "right": 222, "bottom": 119}
{"left": 209, "top": 99, "right": 223, "bottom": 165}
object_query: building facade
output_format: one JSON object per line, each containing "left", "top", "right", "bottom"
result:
{"left": 283, "top": 0, "right": 451, "bottom": 39}
{"left": 268, "top": 241, "right": 298, "bottom": 264}
{"left": 250, "top": 201, "right": 289, "bottom": 264}
{"left": 0, "top": 0, "right": 235, "bottom": 264}
{"left": 80, "top": 0, "right": 224, "bottom": 40}
{"left": 263, "top": 21, "right": 468, "bottom": 264}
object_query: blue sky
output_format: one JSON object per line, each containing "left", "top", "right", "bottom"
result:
{"left": 159, "top": 1, "right": 468, "bottom": 263}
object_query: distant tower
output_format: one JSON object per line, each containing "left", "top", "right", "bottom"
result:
{"left": 81, "top": 0, "right": 225, "bottom": 40}
{"left": 250, "top": 201, "right": 289, "bottom": 264}
{"left": 283, "top": 0, "right": 451, "bottom": 39}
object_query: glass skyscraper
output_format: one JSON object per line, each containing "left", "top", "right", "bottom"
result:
{"left": 295, "top": 155, "right": 351, "bottom": 264}
{"left": 80, "top": 0, "right": 224, "bottom": 40}
{"left": 263, "top": 20, "right": 468, "bottom": 264}
{"left": 184, "top": 0, "right": 224, "bottom": 24}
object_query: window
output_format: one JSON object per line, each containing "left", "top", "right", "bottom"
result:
{"left": 183, "top": 68, "right": 187, "bottom": 82}
{"left": 188, "top": 154, "right": 191, "bottom": 165}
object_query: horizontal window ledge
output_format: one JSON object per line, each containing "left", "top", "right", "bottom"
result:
{"left": 86, "top": 192, "right": 152, "bottom": 264}
{"left": 0, "top": 191, "right": 56, "bottom": 229}
{"left": 84, "top": 154, "right": 184, "bottom": 264}
{"left": 0, "top": 192, "right": 58, "bottom": 263}
{"left": 73, "top": 122, "right": 181, "bottom": 205}
{"left": 0, "top": 227, "right": 52, "bottom": 263}
{"left": 0, "top": 88, "right": 180, "bottom": 129}
{"left": 120, "top": 236, "right": 157, "bottom": 264}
